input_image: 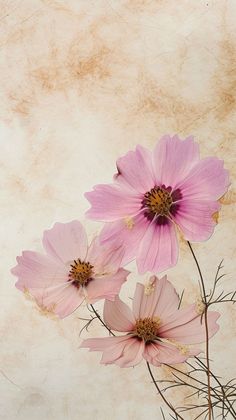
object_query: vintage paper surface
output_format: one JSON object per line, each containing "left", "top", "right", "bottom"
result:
{"left": 0, "top": 1, "right": 235, "bottom": 419}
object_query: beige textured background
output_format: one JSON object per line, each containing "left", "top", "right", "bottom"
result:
{"left": 0, "top": 1, "right": 235, "bottom": 419}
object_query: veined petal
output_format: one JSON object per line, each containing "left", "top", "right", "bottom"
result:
{"left": 143, "top": 341, "right": 194, "bottom": 366}
{"left": 85, "top": 184, "right": 141, "bottom": 222}
{"left": 12, "top": 250, "right": 67, "bottom": 290}
{"left": 173, "top": 200, "right": 220, "bottom": 241}
{"left": 85, "top": 269, "right": 129, "bottom": 303}
{"left": 100, "top": 213, "right": 148, "bottom": 266}
{"left": 176, "top": 157, "right": 229, "bottom": 200}
{"left": 43, "top": 221, "right": 88, "bottom": 264}
{"left": 33, "top": 283, "right": 84, "bottom": 318}
{"left": 159, "top": 305, "right": 220, "bottom": 344}
{"left": 137, "top": 219, "right": 178, "bottom": 274}
{"left": 101, "top": 338, "right": 133, "bottom": 364}
{"left": 132, "top": 276, "right": 179, "bottom": 320}
{"left": 80, "top": 335, "right": 130, "bottom": 351}
{"left": 103, "top": 296, "right": 135, "bottom": 332}
{"left": 153, "top": 135, "right": 200, "bottom": 188}
{"left": 87, "top": 236, "right": 125, "bottom": 274}
{"left": 115, "top": 145, "right": 155, "bottom": 193}
{"left": 81, "top": 335, "right": 144, "bottom": 367}
{"left": 114, "top": 339, "right": 144, "bottom": 368}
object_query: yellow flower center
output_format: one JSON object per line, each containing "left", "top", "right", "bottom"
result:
{"left": 69, "top": 259, "right": 94, "bottom": 288}
{"left": 143, "top": 187, "right": 173, "bottom": 216}
{"left": 134, "top": 317, "right": 161, "bottom": 342}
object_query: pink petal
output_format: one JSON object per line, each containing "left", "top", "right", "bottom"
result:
{"left": 114, "top": 338, "right": 144, "bottom": 367}
{"left": 82, "top": 335, "right": 144, "bottom": 367}
{"left": 100, "top": 213, "right": 148, "bottom": 265}
{"left": 151, "top": 277, "right": 180, "bottom": 320}
{"left": 85, "top": 184, "right": 141, "bottom": 222}
{"left": 153, "top": 135, "right": 200, "bottom": 189}
{"left": 159, "top": 305, "right": 220, "bottom": 344}
{"left": 87, "top": 236, "right": 125, "bottom": 274}
{"left": 132, "top": 276, "right": 179, "bottom": 320}
{"left": 103, "top": 296, "right": 135, "bottom": 332}
{"left": 143, "top": 341, "right": 193, "bottom": 366}
{"left": 143, "top": 342, "right": 161, "bottom": 366}
{"left": 43, "top": 221, "right": 88, "bottom": 264}
{"left": 176, "top": 157, "right": 229, "bottom": 200}
{"left": 85, "top": 268, "right": 129, "bottom": 303}
{"left": 172, "top": 199, "right": 220, "bottom": 241}
{"left": 12, "top": 251, "right": 67, "bottom": 290}
{"left": 12, "top": 250, "right": 85, "bottom": 318}
{"left": 33, "top": 283, "right": 84, "bottom": 318}
{"left": 132, "top": 283, "right": 146, "bottom": 319}
{"left": 115, "top": 145, "right": 155, "bottom": 193}
{"left": 101, "top": 337, "right": 134, "bottom": 364}
{"left": 80, "top": 335, "right": 130, "bottom": 351}
{"left": 137, "top": 220, "right": 178, "bottom": 274}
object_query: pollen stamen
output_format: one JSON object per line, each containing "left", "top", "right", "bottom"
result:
{"left": 69, "top": 259, "right": 94, "bottom": 288}
{"left": 143, "top": 187, "right": 173, "bottom": 216}
{"left": 134, "top": 317, "right": 161, "bottom": 342}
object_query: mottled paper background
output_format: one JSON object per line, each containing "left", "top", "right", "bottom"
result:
{"left": 0, "top": 1, "right": 235, "bottom": 419}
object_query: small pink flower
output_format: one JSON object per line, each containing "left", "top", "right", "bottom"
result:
{"left": 81, "top": 276, "right": 220, "bottom": 367}
{"left": 85, "top": 135, "right": 229, "bottom": 273}
{"left": 11, "top": 221, "right": 129, "bottom": 318}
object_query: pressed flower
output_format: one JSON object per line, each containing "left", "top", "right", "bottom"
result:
{"left": 85, "top": 135, "right": 229, "bottom": 273}
{"left": 11, "top": 221, "right": 129, "bottom": 318}
{"left": 81, "top": 276, "right": 220, "bottom": 367}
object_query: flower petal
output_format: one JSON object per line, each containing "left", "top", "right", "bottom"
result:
{"left": 100, "top": 337, "right": 133, "bottom": 364}
{"left": 143, "top": 341, "right": 194, "bottom": 366}
{"left": 12, "top": 251, "right": 67, "bottom": 289}
{"left": 82, "top": 335, "right": 144, "bottom": 368}
{"left": 151, "top": 276, "right": 180, "bottom": 321}
{"left": 80, "top": 335, "right": 130, "bottom": 351}
{"left": 159, "top": 305, "right": 220, "bottom": 344}
{"left": 103, "top": 296, "right": 135, "bottom": 332}
{"left": 87, "top": 236, "right": 125, "bottom": 274}
{"left": 114, "top": 339, "right": 144, "bottom": 368}
{"left": 173, "top": 199, "right": 220, "bottom": 241}
{"left": 137, "top": 220, "right": 178, "bottom": 274}
{"left": 43, "top": 221, "right": 88, "bottom": 264}
{"left": 176, "top": 157, "right": 229, "bottom": 200}
{"left": 115, "top": 145, "right": 155, "bottom": 193}
{"left": 153, "top": 135, "right": 200, "bottom": 188}
{"left": 85, "top": 184, "right": 141, "bottom": 222}
{"left": 33, "top": 283, "right": 84, "bottom": 318}
{"left": 132, "top": 276, "right": 180, "bottom": 320}
{"left": 85, "top": 268, "right": 129, "bottom": 303}
{"left": 100, "top": 213, "right": 148, "bottom": 265}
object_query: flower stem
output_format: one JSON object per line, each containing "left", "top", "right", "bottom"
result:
{"left": 187, "top": 241, "right": 212, "bottom": 420}
{"left": 146, "top": 362, "right": 185, "bottom": 420}
{"left": 90, "top": 304, "right": 115, "bottom": 336}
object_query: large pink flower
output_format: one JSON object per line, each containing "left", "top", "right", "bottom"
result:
{"left": 11, "top": 221, "right": 129, "bottom": 318}
{"left": 81, "top": 276, "right": 220, "bottom": 367}
{"left": 85, "top": 135, "right": 229, "bottom": 273}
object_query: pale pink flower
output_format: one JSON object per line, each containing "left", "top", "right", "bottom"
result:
{"left": 85, "top": 135, "right": 229, "bottom": 273}
{"left": 81, "top": 276, "right": 220, "bottom": 367}
{"left": 11, "top": 221, "right": 129, "bottom": 318}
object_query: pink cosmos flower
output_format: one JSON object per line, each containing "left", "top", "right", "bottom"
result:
{"left": 11, "top": 221, "right": 129, "bottom": 318}
{"left": 85, "top": 135, "right": 229, "bottom": 273}
{"left": 81, "top": 276, "right": 220, "bottom": 367}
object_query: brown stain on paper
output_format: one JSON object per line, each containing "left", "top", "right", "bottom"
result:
{"left": 213, "top": 37, "right": 236, "bottom": 121}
